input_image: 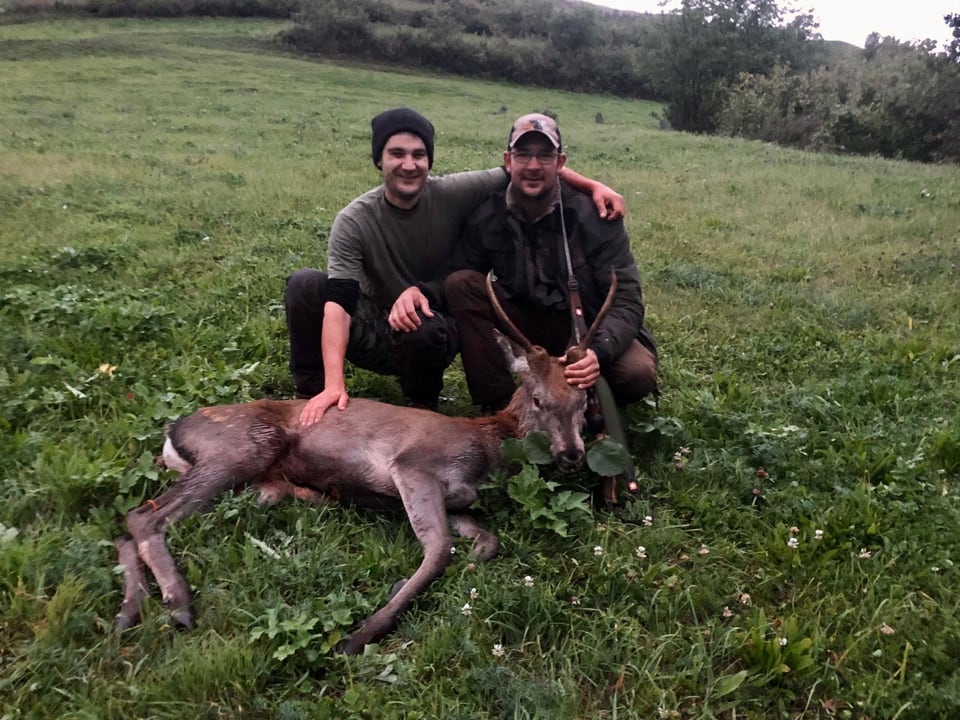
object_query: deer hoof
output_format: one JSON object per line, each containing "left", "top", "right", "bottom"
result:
{"left": 114, "top": 611, "right": 140, "bottom": 631}
{"left": 470, "top": 531, "right": 500, "bottom": 562}
{"left": 335, "top": 635, "right": 365, "bottom": 656}
{"left": 170, "top": 609, "right": 195, "bottom": 631}
{"left": 389, "top": 579, "right": 408, "bottom": 598}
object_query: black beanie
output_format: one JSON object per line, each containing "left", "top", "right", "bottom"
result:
{"left": 371, "top": 108, "right": 435, "bottom": 169}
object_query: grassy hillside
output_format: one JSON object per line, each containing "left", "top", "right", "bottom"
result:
{"left": 2, "top": 17, "right": 959, "bottom": 720}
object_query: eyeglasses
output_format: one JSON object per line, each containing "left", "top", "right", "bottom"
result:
{"left": 510, "top": 150, "right": 559, "bottom": 165}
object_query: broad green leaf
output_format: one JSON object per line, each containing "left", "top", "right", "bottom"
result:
{"left": 521, "top": 432, "right": 553, "bottom": 464}
{"left": 713, "top": 670, "right": 748, "bottom": 698}
{"left": 586, "top": 438, "right": 629, "bottom": 476}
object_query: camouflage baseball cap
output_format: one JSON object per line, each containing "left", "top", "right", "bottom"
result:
{"left": 507, "top": 113, "right": 562, "bottom": 151}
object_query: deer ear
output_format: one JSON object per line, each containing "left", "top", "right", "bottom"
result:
{"left": 494, "top": 330, "right": 529, "bottom": 374}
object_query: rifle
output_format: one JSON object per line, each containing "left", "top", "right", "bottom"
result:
{"left": 558, "top": 197, "right": 638, "bottom": 506}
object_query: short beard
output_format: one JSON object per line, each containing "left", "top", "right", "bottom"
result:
{"left": 507, "top": 180, "right": 560, "bottom": 223}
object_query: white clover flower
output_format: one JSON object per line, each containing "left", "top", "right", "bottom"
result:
{"left": 492, "top": 643, "right": 505, "bottom": 658}
{"left": 636, "top": 545, "right": 647, "bottom": 559}
{"left": 789, "top": 526, "right": 800, "bottom": 535}
{"left": 698, "top": 544, "right": 710, "bottom": 556}
{"left": 469, "top": 587, "right": 479, "bottom": 600}
{"left": 523, "top": 575, "right": 534, "bottom": 588}
{"left": 643, "top": 515, "right": 654, "bottom": 527}
{"left": 739, "top": 593, "right": 752, "bottom": 605}
{"left": 570, "top": 596, "right": 581, "bottom": 606}
{"left": 779, "top": 636, "right": 788, "bottom": 647}
{"left": 814, "top": 529, "right": 824, "bottom": 540}
{"left": 593, "top": 545, "right": 604, "bottom": 557}
{"left": 880, "top": 623, "right": 895, "bottom": 635}
{"left": 450, "top": 546, "right": 456, "bottom": 554}
{"left": 461, "top": 603, "right": 472, "bottom": 616}
{"left": 787, "top": 537, "right": 799, "bottom": 549}
{"left": 858, "top": 548, "right": 872, "bottom": 559}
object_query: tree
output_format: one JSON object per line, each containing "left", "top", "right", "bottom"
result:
{"left": 648, "top": 0, "right": 819, "bottom": 132}
{"left": 946, "top": 13, "right": 960, "bottom": 61}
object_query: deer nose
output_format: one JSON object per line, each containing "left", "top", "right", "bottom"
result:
{"left": 557, "top": 448, "right": 584, "bottom": 471}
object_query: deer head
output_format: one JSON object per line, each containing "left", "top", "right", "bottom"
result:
{"left": 486, "top": 272, "right": 618, "bottom": 471}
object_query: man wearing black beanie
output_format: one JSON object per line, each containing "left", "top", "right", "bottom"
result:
{"left": 285, "top": 107, "right": 626, "bottom": 426}
{"left": 370, "top": 107, "right": 436, "bottom": 169}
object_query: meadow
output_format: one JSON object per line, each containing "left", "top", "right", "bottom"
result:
{"left": 1, "top": 17, "right": 959, "bottom": 720}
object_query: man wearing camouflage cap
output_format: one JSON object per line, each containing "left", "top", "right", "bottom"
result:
{"left": 446, "top": 112, "right": 658, "bottom": 413}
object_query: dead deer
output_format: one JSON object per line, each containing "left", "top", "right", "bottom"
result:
{"left": 114, "top": 275, "right": 616, "bottom": 655}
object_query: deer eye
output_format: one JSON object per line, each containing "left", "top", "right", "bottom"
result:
{"left": 532, "top": 395, "right": 543, "bottom": 409}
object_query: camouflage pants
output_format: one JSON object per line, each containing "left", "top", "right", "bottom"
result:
{"left": 284, "top": 269, "right": 457, "bottom": 404}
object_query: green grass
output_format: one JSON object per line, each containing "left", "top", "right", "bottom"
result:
{"left": 2, "top": 16, "right": 960, "bottom": 720}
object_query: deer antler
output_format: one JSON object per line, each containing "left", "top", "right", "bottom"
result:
{"left": 486, "top": 272, "right": 534, "bottom": 352}
{"left": 573, "top": 270, "right": 618, "bottom": 355}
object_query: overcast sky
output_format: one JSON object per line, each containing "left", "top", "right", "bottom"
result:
{"left": 582, "top": 0, "right": 956, "bottom": 48}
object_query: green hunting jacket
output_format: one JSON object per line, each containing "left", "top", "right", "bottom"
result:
{"left": 461, "top": 184, "right": 656, "bottom": 369}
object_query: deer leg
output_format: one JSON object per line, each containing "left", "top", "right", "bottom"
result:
{"left": 121, "top": 465, "right": 242, "bottom": 630}
{"left": 337, "top": 473, "right": 453, "bottom": 655}
{"left": 449, "top": 514, "right": 499, "bottom": 562}
{"left": 253, "top": 476, "right": 327, "bottom": 506}
{"left": 114, "top": 536, "right": 150, "bottom": 630}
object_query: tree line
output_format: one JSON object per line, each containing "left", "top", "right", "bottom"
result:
{"left": 18, "top": 0, "right": 960, "bottom": 162}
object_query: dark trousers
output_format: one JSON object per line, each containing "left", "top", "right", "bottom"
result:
{"left": 445, "top": 269, "right": 658, "bottom": 407}
{"left": 284, "top": 269, "right": 457, "bottom": 404}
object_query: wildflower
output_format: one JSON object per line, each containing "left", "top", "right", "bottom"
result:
{"left": 643, "top": 515, "right": 654, "bottom": 527}
{"left": 492, "top": 643, "right": 505, "bottom": 658}
{"left": 465, "top": 562, "right": 477, "bottom": 572}
{"left": 469, "top": 587, "right": 479, "bottom": 600}
{"left": 814, "top": 529, "right": 824, "bottom": 540}
{"left": 858, "top": 548, "right": 872, "bottom": 559}
{"left": 461, "top": 603, "right": 472, "bottom": 616}
{"left": 880, "top": 623, "right": 896, "bottom": 635}
{"left": 523, "top": 575, "right": 534, "bottom": 588}
{"left": 98, "top": 363, "right": 117, "bottom": 378}
{"left": 789, "top": 526, "right": 800, "bottom": 535}
{"left": 570, "top": 596, "right": 581, "bottom": 606}
{"left": 698, "top": 544, "right": 710, "bottom": 556}
{"left": 739, "top": 593, "right": 752, "bottom": 605}
{"left": 787, "top": 537, "right": 799, "bottom": 549}
{"left": 679, "top": 447, "right": 691, "bottom": 456}
{"left": 779, "top": 637, "right": 788, "bottom": 647}
{"left": 755, "top": 468, "right": 769, "bottom": 479}
{"left": 593, "top": 545, "right": 604, "bottom": 557}
{"left": 636, "top": 545, "right": 647, "bottom": 559}
{"left": 722, "top": 606, "right": 734, "bottom": 618}
{"left": 450, "top": 546, "right": 456, "bottom": 554}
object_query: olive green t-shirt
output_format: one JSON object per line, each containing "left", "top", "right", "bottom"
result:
{"left": 326, "top": 168, "right": 507, "bottom": 310}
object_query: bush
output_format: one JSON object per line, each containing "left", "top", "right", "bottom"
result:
{"left": 718, "top": 39, "right": 960, "bottom": 163}
{"left": 85, "top": 0, "right": 296, "bottom": 17}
